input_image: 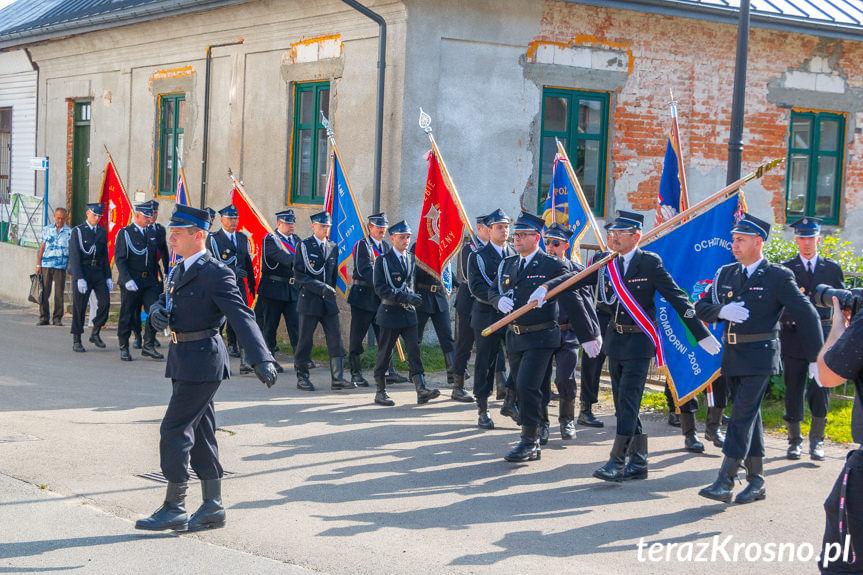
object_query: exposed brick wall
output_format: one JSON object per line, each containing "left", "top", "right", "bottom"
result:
{"left": 535, "top": 1, "right": 863, "bottom": 225}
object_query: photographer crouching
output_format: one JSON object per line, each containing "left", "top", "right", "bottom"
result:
{"left": 815, "top": 287, "right": 863, "bottom": 574}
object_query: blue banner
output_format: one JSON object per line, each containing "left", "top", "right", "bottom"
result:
{"left": 657, "top": 137, "right": 683, "bottom": 218}
{"left": 541, "top": 155, "right": 592, "bottom": 259}
{"left": 649, "top": 194, "right": 739, "bottom": 406}
{"left": 329, "top": 153, "right": 367, "bottom": 297}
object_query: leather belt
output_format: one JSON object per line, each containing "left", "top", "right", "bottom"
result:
{"left": 353, "top": 278, "right": 369, "bottom": 286}
{"left": 416, "top": 282, "right": 442, "bottom": 293}
{"left": 268, "top": 275, "right": 295, "bottom": 284}
{"left": 509, "top": 320, "right": 556, "bottom": 335}
{"left": 559, "top": 323, "right": 571, "bottom": 331}
{"left": 382, "top": 299, "right": 412, "bottom": 309}
{"left": 170, "top": 328, "right": 220, "bottom": 343}
{"left": 85, "top": 259, "right": 102, "bottom": 267}
{"left": 724, "top": 330, "right": 779, "bottom": 345}
{"left": 612, "top": 322, "right": 641, "bottom": 334}
{"left": 131, "top": 271, "right": 152, "bottom": 278}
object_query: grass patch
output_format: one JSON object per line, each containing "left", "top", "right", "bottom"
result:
{"left": 277, "top": 337, "right": 447, "bottom": 372}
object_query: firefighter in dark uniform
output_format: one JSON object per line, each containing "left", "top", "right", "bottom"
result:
{"left": 780, "top": 216, "right": 844, "bottom": 461}
{"left": 114, "top": 202, "right": 164, "bottom": 361}
{"left": 207, "top": 205, "right": 256, "bottom": 373}
{"left": 491, "top": 213, "right": 600, "bottom": 462}
{"left": 696, "top": 213, "right": 823, "bottom": 504}
{"left": 578, "top": 243, "right": 612, "bottom": 428}
{"left": 255, "top": 209, "right": 301, "bottom": 372}
{"left": 468, "top": 209, "right": 517, "bottom": 429}
{"left": 534, "top": 210, "right": 720, "bottom": 481}
{"left": 137, "top": 203, "right": 277, "bottom": 532}
{"left": 411, "top": 243, "right": 473, "bottom": 402}
{"left": 541, "top": 223, "right": 602, "bottom": 441}
{"left": 294, "top": 211, "right": 353, "bottom": 392}
{"left": 69, "top": 203, "right": 112, "bottom": 353}
{"left": 452, "top": 215, "right": 488, "bottom": 395}
{"left": 148, "top": 199, "right": 169, "bottom": 348}
{"left": 372, "top": 220, "right": 440, "bottom": 406}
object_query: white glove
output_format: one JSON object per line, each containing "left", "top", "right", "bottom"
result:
{"left": 106, "top": 278, "right": 114, "bottom": 291}
{"left": 497, "top": 296, "right": 514, "bottom": 314}
{"left": 718, "top": 301, "right": 749, "bottom": 323}
{"left": 698, "top": 333, "right": 722, "bottom": 356}
{"left": 582, "top": 338, "right": 602, "bottom": 358}
{"left": 76, "top": 279, "right": 88, "bottom": 294}
{"left": 125, "top": 279, "right": 138, "bottom": 292}
{"left": 809, "top": 362, "right": 823, "bottom": 387}
{"left": 528, "top": 286, "right": 548, "bottom": 309}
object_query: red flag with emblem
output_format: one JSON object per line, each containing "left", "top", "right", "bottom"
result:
{"left": 97, "top": 152, "right": 132, "bottom": 268}
{"left": 415, "top": 150, "right": 465, "bottom": 281}
{"left": 230, "top": 181, "right": 271, "bottom": 302}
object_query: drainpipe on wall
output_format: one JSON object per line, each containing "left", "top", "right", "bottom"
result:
{"left": 340, "top": 0, "right": 386, "bottom": 213}
{"left": 727, "top": 0, "right": 750, "bottom": 185}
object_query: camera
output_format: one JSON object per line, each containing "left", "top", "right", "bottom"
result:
{"left": 814, "top": 284, "right": 863, "bottom": 316}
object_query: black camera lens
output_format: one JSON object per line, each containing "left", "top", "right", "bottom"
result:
{"left": 814, "top": 284, "right": 863, "bottom": 316}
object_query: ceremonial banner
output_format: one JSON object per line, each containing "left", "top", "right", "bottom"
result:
{"left": 649, "top": 193, "right": 740, "bottom": 406}
{"left": 230, "top": 183, "right": 269, "bottom": 301}
{"left": 97, "top": 154, "right": 132, "bottom": 267}
{"left": 323, "top": 151, "right": 367, "bottom": 297}
{"left": 656, "top": 136, "right": 686, "bottom": 223}
{"left": 541, "top": 153, "right": 592, "bottom": 261}
{"left": 170, "top": 157, "right": 190, "bottom": 268}
{"left": 415, "top": 150, "right": 465, "bottom": 284}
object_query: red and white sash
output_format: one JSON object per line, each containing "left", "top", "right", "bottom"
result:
{"left": 606, "top": 257, "right": 666, "bottom": 367}
{"left": 278, "top": 234, "right": 296, "bottom": 255}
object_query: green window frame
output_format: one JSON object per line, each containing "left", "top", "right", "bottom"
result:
{"left": 156, "top": 93, "right": 185, "bottom": 198}
{"left": 785, "top": 110, "right": 845, "bottom": 226}
{"left": 288, "top": 81, "right": 330, "bottom": 205}
{"left": 537, "top": 88, "right": 610, "bottom": 217}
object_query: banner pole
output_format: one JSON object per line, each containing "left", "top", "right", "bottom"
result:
{"left": 555, "top": 139, "right": 607, "bottom": 253}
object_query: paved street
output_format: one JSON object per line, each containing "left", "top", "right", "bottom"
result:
{"left": 0, "top": 303, "right": 854, "bottom": 574}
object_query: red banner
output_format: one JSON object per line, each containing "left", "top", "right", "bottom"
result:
{"left": 97, "top": 156, "right": 132, "bottom": 268}
{"left": 231, "top": 184, "right": 270, "bottom": 301}
{"left": 415, "top": 150, "right": 465, "bottom": 281}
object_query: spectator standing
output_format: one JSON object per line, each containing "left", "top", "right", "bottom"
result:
{"left": 35, "top": 207, "right": 71, "bottom": 326}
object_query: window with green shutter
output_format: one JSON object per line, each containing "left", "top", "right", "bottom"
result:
{"left": 537, "top": 88, "right": 610, "bottom": 217}
{"left": 156, "top": 93, "right": 185, "bottom": 198}
{"left": 785, "top": 110, "right": 845, "bottom": 225}
{"left": 288, "top": 81, "right": 330, "bottom": 205}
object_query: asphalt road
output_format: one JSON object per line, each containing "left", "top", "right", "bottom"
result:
{"left": 0, "top": 304, "right": 855, "bottom": 574}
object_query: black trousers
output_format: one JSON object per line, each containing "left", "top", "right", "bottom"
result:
{"left": 294, "top": 313, "right": 344, "bottom": 371}
{"left": 710, "top": 374, "right": 729, "bottom": 410}
{"left": 579, "top": 313, "right": 610, "bottom": 406}
{"left": 664, "top": 383, "right": 699, "bottom": 414}
{"left": 374, "top": 324, "right": 423, "bottom": 378}
{"left": 159, "top": 380, "right": 223, "bottom": 483}
{"left": 453, "top": 310, "right": 473, "bottom": 375}
{"left": 38, "top": 268, "right": 66, "bottom": 323}
{"left": 784, "top": 355, "right": 830, "bottom": 421}
{"left": 256, "top": 297, "right": 299, "bottom": 351}
{"left": 607, "top": 356, "right": 651, "bottom": 437}
{"left": 70, "top": 279, "right": 110, "bottom": 335}
{"left": 819, "top": 449, "right": 863, "bottom": 574}
{"left": 225, "top": 281, "right": 250, "bottom": 349}
{"left": 473, "top": 328, "right": 504, "bottom": 400}
{"left": 553, "top": 340, "right": 580, "bottom": 402}
{"left": 722, "top": 374, "right": 771, "bottom": 459}
{"left": 510, "top": 345, "right": 556, "bottom": 427}
{"left": 348, "top": 306, "right": 380, "bottom": 357}
{"left": 416, "top": 307, "right": 455, "bottom": 353}
{"left": 117, "top": 285, "right": 159, "bottom": 346}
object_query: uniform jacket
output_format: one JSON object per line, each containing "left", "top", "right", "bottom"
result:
{"left": 348, "top": 237, "right": 389, "bottom": 312}
{"left": 295, "top": 235, "right": 339, "bottom": 317}
{"left": 68, "top": 223, "right": 110, "bottom": 282}
{"left": 373, "top": 248, "right": 420, "bottom": 329}
{"left": 454, "top": 239, "right": 481, "bottom": 315}
{"left": 695, "top": 259, "right": 824, "bottom": 376}
{"left": 165, "top": 253, "right": 273, "bottom": 382}
{"left": 557, "top": 257, "right": 601, "bottom": 346}
{"left": 410, "top": 243, "right": 449, "bottom": 314}
{"left": 207, "top": 229, "right": 256, "bottom": 298}
{"left": 114, "top": 224, "right": 161, "bottom": 289}
{"left": 468, "top": 241, "right": 514, "bottom": 330}
{"left": 150, "top": 222, "right": 169, "bottom": 280}
{"left": 258, "top": 231, "right": 300, "bottom": 302}
{"left": 780, "top": 255, "right": 844, "bottom": 359}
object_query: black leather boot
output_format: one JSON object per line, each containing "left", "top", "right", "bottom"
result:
{"left": 810, "top": 416, "right": 827, "bottom": 461}
{"left": 451, "top": 373, "right": 475, "bottom": 403}
{"left": 239, "top": 349, "right": 254, "bottom": 375}
{"left": 786, "top": 420, "right": 803, "bottom": 460}
{"left": 330, "top": 357, "right": 357, "bottom": 390}
{"left": 504, "top": 425, "right": 540, "bottom": 462}
{"left": 623, "top": 434, "right": 649, "bottom": 480}
{"left": 559, "top": 400, "right": 576, "bottom": 440}
{"left": 349, "top": 354, "right": 369, "bottom": 387}
{"left": 72, "top": 334, "right": 86, "bottom": 353}
{"left": 132, "top": 332, "right": 143, "bottom": 349}
{"left": 539, "top": 406, "right": 550, "bottom": 446}
{"left": 135, "top": 481, "right": 188, "bottom": 531}
{"left": 704, "top": 406, "right": 726, "bottom": 447}
{"left": 495, "top": 371, "right": 507, "bottom": 400}
{"left": 577, "top": 401, "right": 603, "bottom": 428}
{"left": 593, "top": 435, "right": 630, "bottom": 482}
{"left": 141, "top": 336, "right": 164, "bottom": 360}
{"left": 500, "top": 386, "right": 519, "bottom": 423}
{"left": 89, "top": 326, "right": 106, "bottom": 348}
{"left": 374, "top": 376, "right": 394, "bottom": 406}
{"left": 412, "top": 374, "right": 440, "bottom": 404}
{"left": 667, "top": 412, "right": 680, "bottom": 427}
{"left": 296, "top": 365, "right": 315, "bottom": 391}
{"left": 698, "top": 457, "right": 740, "bottom": 503}
{"left": 188, "top": 479, "right": 226, "bottom": 531}
{"left": 734, "top": 456, "right": 766, "bottom": 504}
{"left": 119, "top": 344, "right": 132, "bottom": 362}
{"left": 680, "top": 413, "right": 705, "bottom": 453}
{"left": 477, "top": 396, "right": 494, "bottom": 429}
{"left": 386, "top": 358, "right": 409, "bottom": 384}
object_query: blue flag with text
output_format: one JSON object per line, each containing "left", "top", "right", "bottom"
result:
{"left": 324, "top": 152, "right": 367, "bottom": 297}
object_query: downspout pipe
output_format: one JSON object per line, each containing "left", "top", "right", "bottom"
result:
{"left": 726, "top": 0, "right": 750, "bottom": 184}
{"left": 340, "top": 0, "right": 385, "bottom": 213}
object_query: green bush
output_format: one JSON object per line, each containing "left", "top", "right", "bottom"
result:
{"left": 764, "top": 229, "right": 863, "bottom": 284}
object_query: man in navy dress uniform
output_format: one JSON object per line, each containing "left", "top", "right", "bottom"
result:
{"left": 780, "top": 216, "right": 844, "bottom": 461}
{"left": 137, "top": 204, "right": 277, "bottom": 532}
{"left": 696, "top": 213, "right": 823, "bottom": 504}
{"left": 68, "top": 203, "right": 112, "bottom": 353}
{"left": 371, "top": 220, "right": 440, "bottom": 406}
{"left": 451, "top": 215, "right": 487, "bottom": 395}
{"left": 294, "top": 211, "right": 353, "bottom": 392}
